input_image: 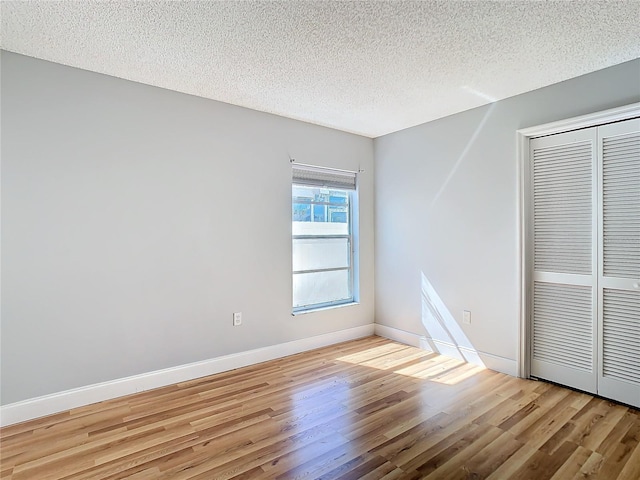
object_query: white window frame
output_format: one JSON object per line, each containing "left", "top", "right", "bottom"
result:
{"left": 291, "top": 164, "right": 359, "bottom": 314}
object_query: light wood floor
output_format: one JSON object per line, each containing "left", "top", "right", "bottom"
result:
{"left": 1, "top": 336, "right": 639, "bottom": 479}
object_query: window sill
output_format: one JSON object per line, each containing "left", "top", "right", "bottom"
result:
{"left": 292, "top": 301, "right": 359, "bottom": 316}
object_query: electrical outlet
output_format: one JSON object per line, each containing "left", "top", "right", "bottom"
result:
{"left": 233, "top": 312, "right": 242, "bottom": 326}
{"left": 463, "top": 310, "right": 471, "bottom": 325}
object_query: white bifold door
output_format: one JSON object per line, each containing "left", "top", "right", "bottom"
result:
{"left": 530, "top": 117, "right": 639, "bottom": 408}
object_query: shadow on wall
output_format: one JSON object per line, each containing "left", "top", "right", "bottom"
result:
{"left": 420, "top": 272, "right": 485, "bottom": 368}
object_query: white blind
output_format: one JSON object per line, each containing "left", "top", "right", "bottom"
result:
{"left": 292, "top": 164, "right": 357, "bottom": 190}
{"left": 533, "top": 141, "right": 593, "bottom": 274}
{"left": 602, "top": 131, "right": 640, "bottom": 278}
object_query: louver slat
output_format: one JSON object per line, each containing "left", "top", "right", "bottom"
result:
{"left": 603, "top": 132, "right": 640, "bottom": 278}
{"left": 603, "top": 289, "right": 640, "bottom": 385}
{"left": 533, "top": 141, "right": 592, "bottom": 274}
{"left": 533, "top": 282, "right": 593, "bottom": 372}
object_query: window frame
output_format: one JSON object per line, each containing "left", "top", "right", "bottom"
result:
{"left": 292, "top": 183, "right": 356, "bottom": 313}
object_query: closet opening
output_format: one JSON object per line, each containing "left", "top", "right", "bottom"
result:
{"left": 517, "top": 103, "right": 640, "bottom": 408}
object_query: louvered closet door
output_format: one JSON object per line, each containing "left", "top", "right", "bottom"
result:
{"left": 530, "top": 128, "right": 598, "bottom": 393}
{"left": 597, "top": 118, "right": 640, "bottom": 408}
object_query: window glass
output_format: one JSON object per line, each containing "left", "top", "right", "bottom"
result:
{"left": 292, "top": 184, "right": 355, "bottom": 311}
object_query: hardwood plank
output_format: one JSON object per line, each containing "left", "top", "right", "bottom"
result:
{"left": 509, "top": 440, "right": 579, "bottom": 480}
{"left": 593, "top": 418, "right": 640, "bottom": 479}
{"left": 548, "top": 445, "right": 592, "bottom": 480}
{"left": 316, "top": 454, "right": 390, "bottom": 480}
{"left": 453, "top": 430, "right": 523, "bottom": 479}
{"left": 1, "top": 336, "right": 638, "bottom": 480}
{"left": 617, "top": 438, "right": 640, "bottom": 480}
{"left": 419, "top": 423, "right": 504, "bottom": 478}
{"left": 485, "top": 444, "right": 539, "bottom": 480}
{"left": 573, "top": 450, "right": 605, "bottom": 479}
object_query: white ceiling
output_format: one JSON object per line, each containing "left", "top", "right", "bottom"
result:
{"left": 2, "top": 1, "right": 639, "bottom": 137}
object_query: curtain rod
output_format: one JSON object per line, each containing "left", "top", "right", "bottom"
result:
{"left": 289, "top": 157, "right": 364, "bottom": 174}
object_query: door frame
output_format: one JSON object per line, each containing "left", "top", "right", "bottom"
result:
{"left": 516, "top": 102, "right": 640, "bottom": 379}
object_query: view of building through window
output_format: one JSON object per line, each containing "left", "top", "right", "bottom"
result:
{"left": 292, "top": 185, "right": 354, "bottom": 311}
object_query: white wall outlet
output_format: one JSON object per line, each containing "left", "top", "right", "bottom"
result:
{"left": 233, "top": 312, "right": 242, "bottom": 326}
{"left": 463, "top": 310, "right": 471, "bottom": 325}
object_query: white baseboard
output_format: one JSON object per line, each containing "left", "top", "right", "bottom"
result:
{"left": 373, "top": 324, "right": 426, "bottom": 348}
{"left": 476, "top": 351, "right": 518, "bottom": 377}
{"left": 0, "top": 324, "right": 374, "bottom": 427}
{"left": 374, "top": 323, "right": 517, "bottom": 377}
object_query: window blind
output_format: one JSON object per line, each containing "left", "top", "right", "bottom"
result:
{"left": 292, "top": 164, "right": 357, "bottom": 190}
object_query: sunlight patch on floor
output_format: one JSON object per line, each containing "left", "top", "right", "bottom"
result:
{"left": 336, "top": 342, "right": 486, "bottom": 386}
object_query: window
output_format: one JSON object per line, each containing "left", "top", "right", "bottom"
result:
{"left": 292, "top": 164, "right": 357, "bottom": 312}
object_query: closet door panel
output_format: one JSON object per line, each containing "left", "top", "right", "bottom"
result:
{"left": 531, "top": 282, "right": 595, "bottom": 391}
{"left": 598, "top": 118, "right": 640, "bottom": 408}
{"left": 530, "top": 128, "right": 598, "bottom": 393}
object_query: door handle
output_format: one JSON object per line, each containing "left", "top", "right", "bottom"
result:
{"left": 633, "top": 282, "right": 640, "bottom": 289}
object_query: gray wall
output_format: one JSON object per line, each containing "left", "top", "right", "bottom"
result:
{"left": 0, "top": 51, "right": 375, "bottom": 405}
{"left": 374, "top": 59, "right": 640, "bottom": 370}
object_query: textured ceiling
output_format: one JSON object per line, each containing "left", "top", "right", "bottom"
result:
{"left": 2, "top": 1, "right": 640, "bottom": 137}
